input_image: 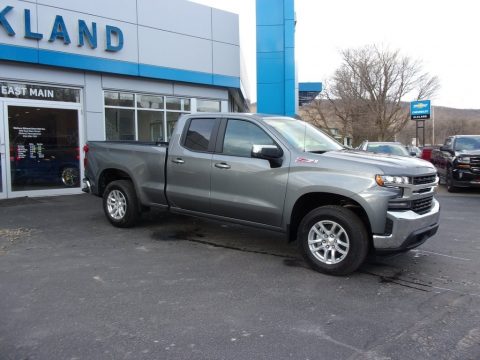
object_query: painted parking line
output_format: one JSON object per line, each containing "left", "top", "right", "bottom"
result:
{"left": 412, "top": 249, "right": 471, "bottom": 261}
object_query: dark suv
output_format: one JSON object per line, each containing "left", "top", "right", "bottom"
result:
{"left": 431, "top": 135, "right": 480, "bottom": 192}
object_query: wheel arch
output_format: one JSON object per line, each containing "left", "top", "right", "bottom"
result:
{"left": 288, "top": 192, "right": 373, "bottom": 246}
{"left": 98, "top": 168, "right": 135, "bottom": 197}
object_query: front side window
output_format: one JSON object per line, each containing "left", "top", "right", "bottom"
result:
{"left": 184, "top": 118, "right": 216, "bottom": 152}
{"left": 222, "top": 119, "right": 275, "bottom": 157}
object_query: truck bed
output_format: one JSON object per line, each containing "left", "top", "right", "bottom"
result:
{"left": 86, "top": 141, "right": 169, "bottom": 206}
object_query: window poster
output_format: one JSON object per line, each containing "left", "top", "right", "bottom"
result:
{"left": 8, "top": 106, "right": 80, "bottom": 191}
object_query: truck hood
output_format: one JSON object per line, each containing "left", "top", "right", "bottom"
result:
{"left": 313, "top": 149, "right": 436, "bottom": 176}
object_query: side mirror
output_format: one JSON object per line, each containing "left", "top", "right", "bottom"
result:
{"left": 252, "top": 145, "right": 283, "bottom": 167}
{"left": 440, "top": 145, "right": 452, "bottom": 153}
{"left": 410, "top": 151, "right": 417, "bottom": 157}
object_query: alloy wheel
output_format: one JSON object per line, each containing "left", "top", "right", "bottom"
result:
{"left": 307, "top": 220, "right": 350, "bottom": 264}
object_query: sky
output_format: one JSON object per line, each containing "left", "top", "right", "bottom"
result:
{"left": 191, "top": 0, "right": 479, "bottom": 110}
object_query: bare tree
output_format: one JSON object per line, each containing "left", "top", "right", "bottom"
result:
{"left": 324, "top": 45, "right": 440, "bottom": 142}
{"left": 446, "top": 119, "right": 468, "bottom": 136}
{"left": 300, "top": 99, "right": 336, "bottom": 135}
{"left": 300, "top": 97, "right": 353, "bottom": 142}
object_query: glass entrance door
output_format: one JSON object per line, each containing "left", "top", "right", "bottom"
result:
{"left": 0, "top": 103, "right": 6, "bottom": 199}
{"left": 5, "top": 104, "right": 81, "bottom": 196}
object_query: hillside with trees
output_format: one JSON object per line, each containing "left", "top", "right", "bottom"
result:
{"left": 298, "top": 44, "right": 480, "bottom": 146}
{"left": 300, "top": 100, "right": 480, "bottom": 146}
{"left": 396, "top": 106, "right": 480, "bottom": 145}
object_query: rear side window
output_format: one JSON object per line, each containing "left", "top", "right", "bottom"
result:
{"left": 184, "top": 118, "right": 216, "bottom": 152}
{"left": 222, "top": 119, "right": 275, "bottom": 157}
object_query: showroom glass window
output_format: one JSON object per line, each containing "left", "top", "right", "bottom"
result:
{"left": 137, "top": 94, "right": 164, "bottom": 142}
{"left": 104, "top": 92, "right": 135, "bottom": 140}
{"left": 104, "top": 92, "right": 215, "bottom": 142}
{"left": 197, "top": 99, "right": 221, "bottom": 112}
{"left": 166, "top": 97, "right": 190, "bottom": 139}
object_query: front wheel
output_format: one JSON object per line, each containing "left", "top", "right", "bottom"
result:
{"left": 297, "top": 205, "right": 369, "bottom": 276}
{"left": 446, "top": 168, "right": 457, "bottom": 193}
{"left": 103, "top": 180, "right": 139, "bottom": 228}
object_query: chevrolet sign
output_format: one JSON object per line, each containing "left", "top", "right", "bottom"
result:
{"left": 410, "top": 100, "right": 431, "bottom": 120}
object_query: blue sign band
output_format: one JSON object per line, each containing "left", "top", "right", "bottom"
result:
{"left": 0, "top": 43, "right": 241, "bottom": 89}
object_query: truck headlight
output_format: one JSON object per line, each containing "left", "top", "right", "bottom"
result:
{"left": 375, "top": 175, "right": 410, "bottom": 187}
{"left": 457, "top": 156, "right": 470, "bottom": 164}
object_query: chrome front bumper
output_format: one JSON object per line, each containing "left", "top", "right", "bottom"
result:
{"left": 373, "top": 198, "right": 440, "bottom": 252}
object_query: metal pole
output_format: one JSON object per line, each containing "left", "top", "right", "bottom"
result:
{"left": 422, "top": 120, "right": 426, "bottom": 147}
{"left": 416, "top": 121, "right": 419, "bottom": 147}
{"left": 432, "top": 105, "right": 435, "bottom": 145}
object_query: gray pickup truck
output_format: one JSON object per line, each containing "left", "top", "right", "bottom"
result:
{"left": 83, "top": 113, "right": 440, "bottom": 275}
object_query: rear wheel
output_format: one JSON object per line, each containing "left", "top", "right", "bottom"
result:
{"left": 298, "top": 205, "right": 369, "bottom": 275}
{"left": 103, "top": 180, "right": 139, "bottom": 227}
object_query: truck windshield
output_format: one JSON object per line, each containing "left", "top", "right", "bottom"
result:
{"left": 263, "top": 117, "right": 344, "bottom": 153}
{"left": 454, "top": 136, "right": 480, "bottom": 151}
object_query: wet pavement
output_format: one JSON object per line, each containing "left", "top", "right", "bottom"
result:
{"left": 0, "top": 187, "right": 479, "bottom": 359}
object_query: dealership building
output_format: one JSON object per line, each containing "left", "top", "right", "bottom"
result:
{"left": 0, "top": 0, "right": 247, "bottom": 198}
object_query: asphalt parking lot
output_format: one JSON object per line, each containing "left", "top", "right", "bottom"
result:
{"left": 1, "top": 187, "right": 479, "bottom": 360}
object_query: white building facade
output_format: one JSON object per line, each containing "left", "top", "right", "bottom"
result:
{"left": 0, "top": 0, "right": 245, "bottom": 198}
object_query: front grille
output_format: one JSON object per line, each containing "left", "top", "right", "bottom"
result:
{"left": 412, "top": 174, "right": 436, "bottom": 185}
{"left": 471, "top": 157, "right": 480, "bottom": 173}
{"left": 412, "top": 196, "right": 433, "bottom": 214}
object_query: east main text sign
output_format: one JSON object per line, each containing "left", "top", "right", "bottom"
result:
{"left": 0, "top": 82, "right": 80, "bottom": 102}
{"left": 0, "top": 5, "right": 123, "bottom": 51}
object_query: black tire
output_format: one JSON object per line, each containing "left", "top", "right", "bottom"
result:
{"left": 297, "top": 205, "right": 369, "bottom": 276}
{"left": 103, "top": 180, "right": 139, "bottom": 228}
{"left": 446, "top": 168, "right": 457, "bottom": 193}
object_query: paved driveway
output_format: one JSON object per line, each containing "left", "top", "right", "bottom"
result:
{"left": 0, "top": 188, "right": 479, "bottom": 359}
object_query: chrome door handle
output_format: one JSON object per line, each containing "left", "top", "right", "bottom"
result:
{"left": 172, "top": 158, "right": 185, "bottom": 164}
{"left": 215, "top": 162, "right": 231, "bottom": 169}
